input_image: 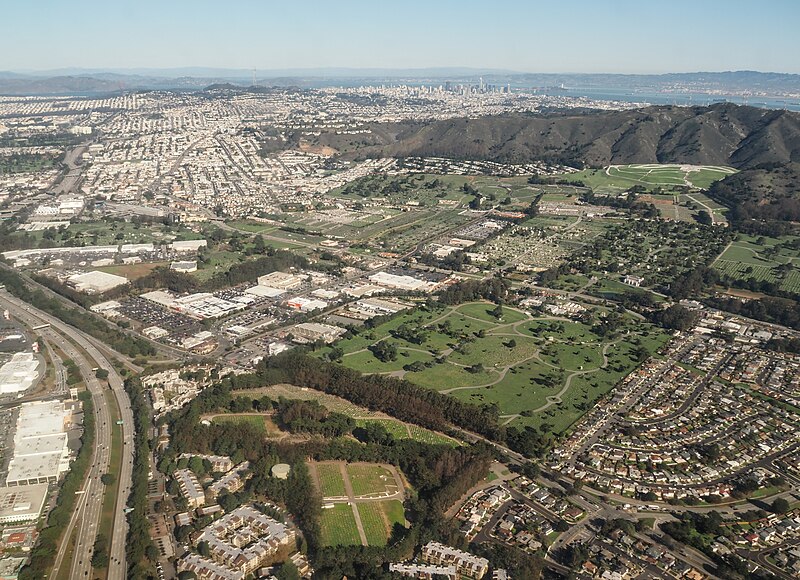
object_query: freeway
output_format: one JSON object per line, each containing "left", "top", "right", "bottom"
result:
{"left": 0, "top": 291, "right": 135, "bottom": 580}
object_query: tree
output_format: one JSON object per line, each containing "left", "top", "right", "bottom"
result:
{"left": 94, "top": 368, "right": 109, "bottom": 380}
{"left": 771, "top": 497, "right": 790, "bottom": 514}
{"left": 100, "top": 473, "right": 115, "bottom": 485}
{"left": 276, "top": 561, "right": 300, "bottom": 580}
{"left": 696, "top": 210, "right": 713, "bottom": 225}
{"left": 368, "top": 340, "right": 398, "bottom": 362}
{"left": 188, "top": 455, "right": 206, "bottom": 476}
{"left": 490, "top": 303, "right": 505, "bottom": 319}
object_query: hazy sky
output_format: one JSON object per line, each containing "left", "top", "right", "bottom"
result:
{"left": 4, "top": 0, "right": 799, "bottom": 74}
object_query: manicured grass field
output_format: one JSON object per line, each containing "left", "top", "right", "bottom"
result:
{"left": 566, "top": 164, "right": 736, "bottom": 193}
{"left": 320, "top": 504, "right": 361, "bottom": 547}
{"left": 317, "top": 463, "right": 347, "bottom": 498}
{"left": 354, "top": 418, "right": 457, "bottom": 446}
{"left": 456, "top": 302, "right": 530, "bottom": 324}
{"left": 211, "top": 414, "right": 267, "bottom": 433}
{"left": 357, "top": 500, "right": 406, "bottom": 546}
{"left": 326, "top": 299, "right": 670, "bottom": 434}
{"left": 714, "top": 234, "right": 800, "bottom": 294}
{"left": 346, "top": 463, "right": 397, "bottom": 497}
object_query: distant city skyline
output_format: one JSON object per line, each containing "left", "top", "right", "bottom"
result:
{"left": 3, "top": 0, "right": 799, "bottom": 75}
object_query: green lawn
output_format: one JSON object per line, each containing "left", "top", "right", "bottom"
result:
{"left": 456, "top": 302, "right": 529, "bottom": 324}
{"left": 357, "top": 500, "right": 406, "bottom": 546}
{"left": 565, "top": 164, "right": 736, "bottom": 193}
{"left": 317, "top": 463, "right": 347, "bottom": 498}
{"left": 320, "top": 504, "right": 362, "bottom": 547}
{"left": 346, "top": 464, "right": 396, "bottom": 497}
{"left": 211, "top": 414, "right": 267, "bottom": 433}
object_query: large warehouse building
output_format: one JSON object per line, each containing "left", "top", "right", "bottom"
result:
{"left": 5, "top": 401, "right": 72, "bottom": 486}
{"left": 0, "top": 352, "right": 40, "bottom": 394}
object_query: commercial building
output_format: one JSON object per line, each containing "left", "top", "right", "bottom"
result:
{"left": 289, "top": 322, "right": 345, "bottom": 344}
{"left": 0, "top": 484, "right": 48, "bottom": 523}
{"left": 257, "top": 271, "right": 306, "bottom": 290}
{"left": 67, "top": 270, "right": 128, "bottom": 294}
{"left": 0, "top": 352, "right": 40, "bottom": 394}
{"left": 5, "top": 401, "right": 72, "bottom": 486}
{"left": 369, "top": 272, "right": 435, "bottom": 292}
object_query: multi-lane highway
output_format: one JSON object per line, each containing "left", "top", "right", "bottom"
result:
{"left": 0, "top": 291, "right": 135, "bottom": 580}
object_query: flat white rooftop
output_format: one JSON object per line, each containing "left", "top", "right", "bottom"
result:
{"left": 0, "top": 483, "right": 49, "bottom": 522}
{"left": 0, "top": 352, "right": 40, "bottom": 394}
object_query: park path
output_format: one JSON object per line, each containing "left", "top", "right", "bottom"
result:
{"left": 339, "top": 463, "right": 369, "bottom": 546}
{"left": 499, "top": 336, "right": 621, "bottom": 425}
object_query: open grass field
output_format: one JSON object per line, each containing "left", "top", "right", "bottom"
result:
{"left": 326, "top": 300, "right": 669, "bottom": 434}
{"left": 320, "top": 504, "right": 362, "bottom": 547}
{"left": 314, "top": 461, "right": 407, "bottom": 547}
{"left": 317, "top": 463, "right": 348, "bottom": 498}
{"left": 354, "top": 418, "right": 457, "bottom": 446}
{"left": 358, "top": 500, "right": 405, "bottom": 546}
{"left": 713, "top": 234, "right": 800, "bottom": 295}
{"left": 346, "top": 463, "right": 398, "bottom": 497}
{"left": 97, "top": 261, "right": 168, "bottom": 281}
{"left": 210, "top": 414, "right": 269, "bottom": 433}
{"left": 567, "top": 164, "right": 736, "bottom": 194}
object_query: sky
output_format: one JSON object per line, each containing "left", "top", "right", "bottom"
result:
{"left": 3, "top": 0, "right": 799, "bottom": 74}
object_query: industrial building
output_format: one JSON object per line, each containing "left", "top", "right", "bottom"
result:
{"left": 5, "top": 401, "right": 72, "bottom": 486}
{"left": 257, "top": 271, "right": 306, "bottom": 290}
{"left": 0, "top": 352, "right": 40, "bottom": 394}
{"left": 285, "top": 297, "right": 328, "bottom": 312}
{"left": 67, "top": 270, "right": 128, "bottom": 294}
{"left": 170, "top": 260, "right": 198, "bottom": 273}
{"left": 170, "top": 239, "right": 208, "bottom": 253}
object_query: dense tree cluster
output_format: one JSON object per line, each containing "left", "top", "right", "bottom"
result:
{"left": 706, "top": 295, "right": 800, "bottom": 330}
{"left": 649, "top": 304, "right": 699, "bottom": 331}
{"left": 438, "top": 277, "right": 509, "bottom": 305}
{"left": 259, "top": 350, "right": 504, "bottom": 440}
{"left": 124, "top": 376, "right": 159, "bottom": 577}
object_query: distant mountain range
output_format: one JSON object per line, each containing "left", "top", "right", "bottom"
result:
{"left": 0, "top": 69, "right": 799, "bottom": 96}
